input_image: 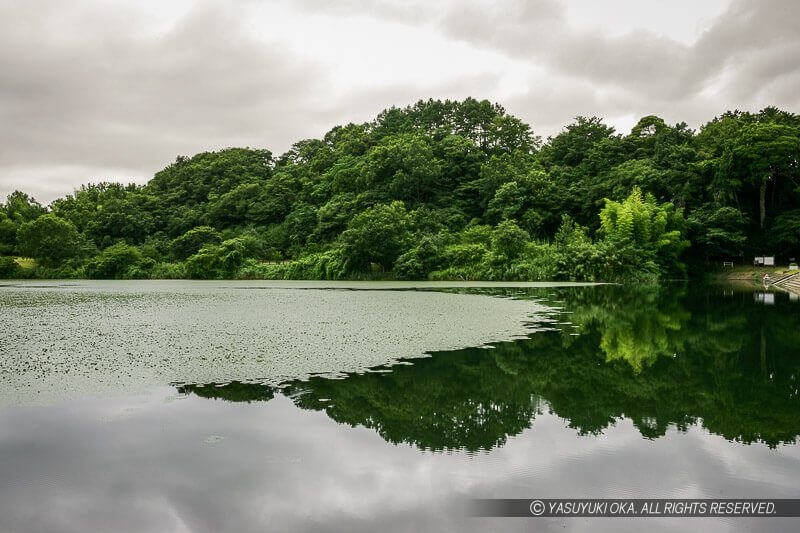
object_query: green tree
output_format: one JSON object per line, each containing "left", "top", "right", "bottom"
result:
{"left": 485, "top": 181, "right": 524, "bottom": 223}
{"left": 363, "top": 133, "right": 442, "bottom": 204}
{"left": 16, "top": 214, "right": 81, "bottom": 266}
{"left": 491, "top": 219, "right": 529, "bottom": 259}
{"left": 0, "top": 256, "right": 19, "bottom": 278}
{"left": 85, "top": 243, "right": 146, "bottom": 279}
{"left": 598, "top": 187, "right": 689, "bottom": 277}
{"left": 686, "top": 206, "right": 748, "bottom": 262}
{"left": 770, "top": 210, "right": 800, "bottom": 255}
{"left": 0, "top": 211, "right": 18, "bottom": 255}
{"left": 718, "top": 122, "right": 800, "bottom": 229}
{"left": 3, "top": 191, "right": 45, "bottom": 223}
{"left": 541, "top": 116, "right": 616, "bottom": 168}
{"left": 171, "top": 226, "right": 222, "bottom": 260}
{"left": 393, "top": 236, "right": 443, "bottom": 280}
{"left": 339, "top": 201, "right": 413, "bottom": 272}
{"left": 148, "top": 148, "right": 273, "bottom": 207}
{"left": 184, "top": 236, "right": 261, "bottom": 279}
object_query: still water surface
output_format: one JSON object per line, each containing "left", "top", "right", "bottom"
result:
{"left": 0, "top": 281, "right": 798, "bottom": 532}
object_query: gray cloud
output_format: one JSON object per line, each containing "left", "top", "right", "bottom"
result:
{"left": 0, "top": 1, "right": 329, "bottom": 202}
{"left": 1, "top": 0, "right": 798, "bottom": 203}
{"left": 434, "top": 0, "right": 800, "bottom": 130}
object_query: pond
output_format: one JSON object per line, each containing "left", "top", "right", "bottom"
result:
{"left": 0, "top": 281, "right": 798, "bottom": 532}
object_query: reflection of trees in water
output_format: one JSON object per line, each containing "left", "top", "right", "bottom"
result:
{"left": 177, "top": 381, "right": 274, "bottom": 403}
{"left": 287, "top": 349, "right": 547, "bottom": 453}
{"left": 562, "top": 284, "right": 692, "bottom": 371}
{"left": 176, "top": 285, "right": 800, "bottom": 451}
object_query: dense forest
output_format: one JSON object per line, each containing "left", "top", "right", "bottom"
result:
{"left": 1, "top": 98, "right": 799, "bottom": 281}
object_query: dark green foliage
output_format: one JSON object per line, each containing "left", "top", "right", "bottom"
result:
{"left": 184, "top": 236, "right": 265, "bottom": 279}
{"left": 6, "top": 99, "right": 800, "bottom": 279}
{"left": 3, "top": 191, "right": 46, "bottom": 223}
{"left": 0, "top": 256, "right": 18, "bottom": 278}
{"left": 85, "top": 243, "right": 146, "bottom": 279}
{"left": 177, "top": 382, "right": 275, "bottom": 403}
{"left": 686, "top": 206, "right": 748, "bottom": 262}
{"left": 16, "top": 214, "right": 81, "bottom": 266}
{"left": 148, "top": 148, "right": 273, "bottom": 206}
{"left": 717, "top": 122, "right": 800, "bottom": 229}
{"left": 491, "top": 220, "right": 529, "bottom": 259}
{"left": 51, "top": 183, "right": 155, "bottom": 246}
{"left": 0, "top": 212, "right": 17, "bottom": 255}
{"left": 339, "top": 201, "right": 413, "bottom": 272}
{"left": 393, "top": 236, "right": 443, "bottom": 280}
{"left": 171, "top": 226, "right": 222, "bottom": 260}
{"left": 770, "top": 210, "right": 800, "bottom": 254}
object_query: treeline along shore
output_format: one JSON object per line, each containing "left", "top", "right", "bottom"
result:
{"left": 1, "top": 98, "right": 799, "bottom": 281}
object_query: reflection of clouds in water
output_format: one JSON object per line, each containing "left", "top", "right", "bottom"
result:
{"left": 0, "top": 390, "right": 799, "bottom": 533}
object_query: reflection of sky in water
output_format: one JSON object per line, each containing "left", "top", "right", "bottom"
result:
{"left": 0, "top": 388, "right": 799, "bottom": 533}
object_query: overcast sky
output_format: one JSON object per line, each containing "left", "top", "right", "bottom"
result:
{"left": 2, "top": 0, "right": 799, "bottom": 204}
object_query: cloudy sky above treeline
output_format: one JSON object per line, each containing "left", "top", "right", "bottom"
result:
{"left": 2, "top": 0, "right": 799, "bottom": 203}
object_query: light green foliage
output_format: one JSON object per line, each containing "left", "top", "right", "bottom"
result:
{"left": 242, "top": 249, "right": 348, "bottom": 280}
{"left": 599, "top": 188, "right": 689, "bottom": 277}
{"left": 551, "top": 216, "right": 605, "bottom": 281}
{"left": 507, "top": 242, "right": 559, "bottom": 280}
{"left": 460, "top": 224, "right": 493, "bottom": 246}
{"left": 441, "top": 243, "right": 489, "bottom": 267}
{"left": 149, "top": 261, "right": 186, "bottom": 280}
{"left": 283, "top": 250, "right": 347, "bottom": 280}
